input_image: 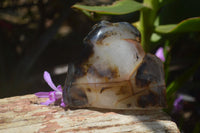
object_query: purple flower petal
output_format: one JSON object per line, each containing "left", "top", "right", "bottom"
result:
{"left": 54, "top": 85, "right": 63, "bottom": 100}
{"left": 49, "top": 91, "right": 56, "bottom": 101}
{"left": 41, "top": 99, "right": 54, "bottom": 106}
{"left": 55, "top": 92, "right": 62, "bottom": 100}
{"left": 155, "top": 47, "right": 165, "bottom": 62}
{"left": 43, "top": 71, "right": 59, "bottom": 91}
{"left": 60, "top": 102, "right": 66, "bottom": 107}
{"left": 35, "top": 92, "right": 49, "bottom": 98}
{"left": 173, "top": 95, "right": 183, "bottom": 112}
{"left": 174, "top": 95, "right": 183, "bottom": 107}
{"left": 57, "top": 85, "right": 62, "bottom": 92}
{"left": 60, "top": 99, "right": 66, "bottom": 107}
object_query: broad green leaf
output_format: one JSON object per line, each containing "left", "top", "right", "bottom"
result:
{"left": 73, "top": 0, "right": 144, "bottom": 15}
{"left": 150, "top": 33, "right": 162, "bottom": 42}
{"left": 155, "top": 17, "right": 200, "bottom": 34}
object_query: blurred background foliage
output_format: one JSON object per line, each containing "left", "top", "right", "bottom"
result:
{"left": 0, "top": 0, "right": 200, "bottom": 132}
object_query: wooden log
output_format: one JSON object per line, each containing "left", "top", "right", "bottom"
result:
{"left": 0, "top": 94, "right": 180, "bottom": 133}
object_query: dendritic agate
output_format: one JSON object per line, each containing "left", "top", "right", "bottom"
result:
{"left": 63, "top": 21, "right": 166, "bottom": 109}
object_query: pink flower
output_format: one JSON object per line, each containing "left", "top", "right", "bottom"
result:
{"left": 173, "top": 94, "right": 195, "bottom": 113}
{"left": 35, "top": 71, "right": 66, "bottom": 107}
{"left": 155, "top": 47, "right": 165, "bottom": 62}
{"left": 173, "top": 95, "right": 183, "bottom": 112}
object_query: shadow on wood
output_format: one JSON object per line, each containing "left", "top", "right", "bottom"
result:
{"left": 0, "top": 94, "right": 180, "bottom": 133}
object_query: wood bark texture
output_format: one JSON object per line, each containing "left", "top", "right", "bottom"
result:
{"left": 0, "top": 94, "right": 180, "bottom": 133}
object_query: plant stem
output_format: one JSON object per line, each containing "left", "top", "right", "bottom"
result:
{"left": 167, "top": 58, "right": 200, "bottom": 99}
{"left": 139, "top": 0, "right": 159, "bottom": 52}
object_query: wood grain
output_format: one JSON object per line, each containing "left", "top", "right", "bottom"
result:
{"left": 0, "top": 94, "right": 180, "bottom": 133}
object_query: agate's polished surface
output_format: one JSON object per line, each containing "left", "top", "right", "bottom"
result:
{"left": 63, "top": 21, "right": 166, "bottom": 109}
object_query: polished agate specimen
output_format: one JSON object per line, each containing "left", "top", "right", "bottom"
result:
{"left": 63, "top": 21, "right": 166, "bottom": 109}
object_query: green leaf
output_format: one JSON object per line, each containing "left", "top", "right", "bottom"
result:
{"left": 73, "top": 0, "right": 144, "bottom": 15}
{"left": 150, "top": 33, "right": 162, "bottom": 42}
{"left": 155, "top": 17, "right": 200, "bottom": 34}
